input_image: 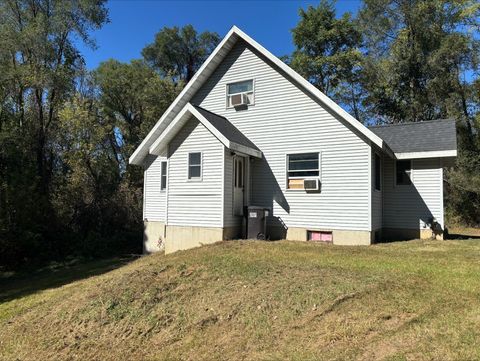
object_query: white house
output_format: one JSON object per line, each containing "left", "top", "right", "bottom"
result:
{"left": 130, "top": 26, "right": 457, "bottom": 254}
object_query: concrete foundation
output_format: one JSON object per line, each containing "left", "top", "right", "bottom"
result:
{"left": 270, "top": 226, "right": 373, "bottom": 245}
{"left": 331, "top": 230, "right": 373, "bottom": 245}
{"left": 145, "top": 222, "right": 444, "bottom": 256}
{"left": 165, "top": 225, "right": 224, "bottom": 254}
{"left": 143, "top": 221, "right": 166, "bottom": 253}
{"left": 382, "top": 227, "right": 443, "bottom": 241}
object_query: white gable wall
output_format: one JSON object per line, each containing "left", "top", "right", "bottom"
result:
{"left": 383, "top": 157, "right": 443, "bottom": 231}
{"left": 192, "top": 40, "right": 372, "bottom": 232}
{"left": 166, "top": 116, "right": 224, "bottom": 228}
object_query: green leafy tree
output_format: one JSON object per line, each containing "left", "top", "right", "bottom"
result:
{"left": 290, "top": 0, "right": 364, "bottom": 120}
{"left": 142, "top": 25, "right": 220, "bottom": 83}
{"left": 54, "top": 61, "right": 179, "bottom": 257}
{"left": 0, "top": 0, "right": 108, "bottom": 266}
{"left": 358, "top": 0, "right": 480, "bottom": 225}
{"left": 93, "top": 59, "right": 179, "bottom": 189}
{"left": 358, "top": 0, "right": 480, "bottom": 123}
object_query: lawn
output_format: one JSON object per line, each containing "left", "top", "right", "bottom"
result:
{"left": 1, "top": 236, "right": 480, "bottom": 361}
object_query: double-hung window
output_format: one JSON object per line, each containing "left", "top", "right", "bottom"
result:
{"left": 396, "top": 160, "right": 412, "bottom": 185}
{"left": 188, "top": 152, "right": 202, "bottom": 180}
{"left": 286, "top": 152, "right": 320, "bottom": 189}
{"left": 160, "top": 161, "right": 167, "bottom": 191}
{"left": 226, "top": 80, "right": 254, "bottom": 107}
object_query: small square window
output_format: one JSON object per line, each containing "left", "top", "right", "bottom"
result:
{"left": 188, "top": 152, "right": 202, "bottom": 180}
{"left": 227, "top": 80, "right": 254, "bottom": 107}
{"left": 396, "top": 160, "right": 412, "bottom": 185}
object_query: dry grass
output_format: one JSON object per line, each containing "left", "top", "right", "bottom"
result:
{"left": 1, "top": 238, "right": 480, "bottom": 361}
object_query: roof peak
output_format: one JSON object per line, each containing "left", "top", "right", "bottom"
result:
{"left": 130, "top": 24, "right": 386, "bottom": 165}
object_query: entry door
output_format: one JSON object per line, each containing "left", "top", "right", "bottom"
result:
{"left": 233, "top": 156, "right": 245, "bottom": 216}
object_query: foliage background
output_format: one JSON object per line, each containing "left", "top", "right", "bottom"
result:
{"left": 0, "top": 0, "right": 479, "bottom": 269}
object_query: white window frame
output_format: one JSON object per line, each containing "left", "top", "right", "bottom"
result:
{"left": 285, "top": 151, "right": 321, "bottom": 191}
{"left": 374, "top": 153, "right": 381, "bottom": 192}
{"left": 187, "top": 152, "right": 203, "bottom": 181}
{"left": 226, "top": 79, "right": 255, "bottom": 109}
{"left": 394, "top": 159, "right": 413, "bottom": 186}
{"left": 160, "top": 160, "right": 167, "bottom": 191}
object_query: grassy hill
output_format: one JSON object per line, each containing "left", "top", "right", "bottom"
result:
{"left": 1, "top": 237, "right": 480, "bottom": 361}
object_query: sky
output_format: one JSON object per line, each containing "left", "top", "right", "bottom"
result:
{"left": 77, "top": 0, "right": 363, "bottom": 70}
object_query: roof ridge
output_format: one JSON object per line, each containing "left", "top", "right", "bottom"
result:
{"left": 130, "top": 25, "right": 385, "bottom": 164}
{"left": 368, "top": 118, "right": 454, "bottom": 129}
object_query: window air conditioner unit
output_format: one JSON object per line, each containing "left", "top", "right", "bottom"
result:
{"left": 231, "top": 93, "right": 248, "bottom": 107}
{"left": 304, "top": 179, "right": 320, "bottom": 191}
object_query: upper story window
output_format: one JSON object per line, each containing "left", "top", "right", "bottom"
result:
{"left": 160, "top": 161, "right": 167, "bottom": 191}
{"left": 287, "top": 152, "right": 320, "bottom": 190}
{"left": 227, "top": 79, "right": 254, "bottom": 108}
{"left": 374, "top": 153, "right": 381, "bottom": 191}
{"left": 396, "top": 160, "right": 412, "bottom": 185}
{"left": 188, "top": 152, "right": 202, "bottom": 180}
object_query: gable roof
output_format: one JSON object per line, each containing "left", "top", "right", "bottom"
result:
{"left": 369, "top": 119, "right": 457, "bottom": 159}
{"left": 149, "top": 103, "right": 262, "bottom": 158}
{"left": 191, "top": 105, "right": 260, "bottom": 152}
{"left": 129, "top": 26, "right": 384, "bottom": 165}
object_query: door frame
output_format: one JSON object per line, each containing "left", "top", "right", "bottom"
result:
{"left": 233, "top": 154, "right": 249, "bottom": 216}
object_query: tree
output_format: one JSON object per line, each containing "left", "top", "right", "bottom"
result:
{"left": 142, "top": 25, "right": 220, "bottom": 83}
{"left": 358, "top": 0, "right": 480, "bottom": 123}
{"left": 0, "top": 0, "right": 108, "bottom": 267}
{"left": 93, "top": 59, "right": 179, "bottom": 183}
{"left": 0, "top": 0, "right": 108, "bottom": 194}
{"left": 53, "top": 60, "right": 179, "bottom": 257}
{"left": 357, "top": 0, "right": 480, "bottom": 225}
{"left": 290, "top": 0, "right": 364, "bottom": 120}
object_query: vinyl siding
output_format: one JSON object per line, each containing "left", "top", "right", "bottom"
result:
{"left": 383, "top": 157, "right": 443, "bottom": 229}
{"left": 192, "top": 40, "right": 371, "bottom": 231}
{"left": 372, "top": 150, "right": 383, "bottom": 231}
{"left": 166, "top": 117, "right": 224, "bottom": 228}
{"left": 144, "top": 155, "right": 167, "bottom": 222}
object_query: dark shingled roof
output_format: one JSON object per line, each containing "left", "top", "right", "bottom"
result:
{"left": 368, "top": 119, "right": 457, "bottom": 153}
{"left": 192, "top": 104, "right": 260, "bottom": 151}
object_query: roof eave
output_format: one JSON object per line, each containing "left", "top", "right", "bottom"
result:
{"left": 129, "top": 27, "right": 239, "bottom": 165}
{"left": 395, "top": 149, "right": 457, "bottom": 160}
{"left": 229, "top": 26, "right": 384, "bottom": 149}
{"left": 130, "top": 25, "right": 383, "bottom": 165}
{"left": 149, "top": 103, "right": 262, "bottom": 159}
{"left": 229, "top": 142, "right": 262, "bottom": 158}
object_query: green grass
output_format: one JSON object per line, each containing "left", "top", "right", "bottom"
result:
{"left": 1, "top": 238, "right": 480, "bottom": 360}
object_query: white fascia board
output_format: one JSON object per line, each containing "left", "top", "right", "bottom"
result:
{"left": 188, "top": 105, "right": 262, "bottom": 158}
{"left": 230, "top": 26, "right": 384, "bottom": 149}
{"left": 149, "top": 105, "right": 192, "bottom": 155}
{"left": 395, "top": 150, "right": 457, "bottom": 160}
{"left": 149, "top": 103, "right": 262, "bottom": 159}
{"left": 131, "top": 25, "right": 383, "bottom": 164}
{"left": 229, "top": 142, "right": 262, "bottom": 158}
{"left": 129, "top": 28, "right": 238, "bottom": 165}
{"left": 381, "top": 143, "right": 395, "bottom": 159}
{"left": 188, "top": 105, "right": 232, "bottom": 149}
